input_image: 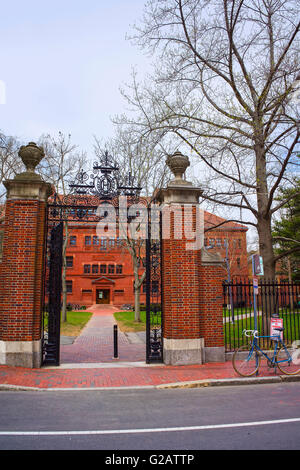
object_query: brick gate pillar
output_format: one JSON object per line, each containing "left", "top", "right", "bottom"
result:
{"left": 199, "top": 250, "right": 226, "bottom": 363}
{"left": 158, "top": 152, "right": 225, "bottom": 365}
{"left": 0, "top": 142, "right": 52, "bottom": 368}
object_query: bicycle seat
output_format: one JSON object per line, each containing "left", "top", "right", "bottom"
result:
{"left": 274, "top": 327, "right": 284, "bottom": 331}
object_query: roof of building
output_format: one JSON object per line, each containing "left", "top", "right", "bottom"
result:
{"left": 204, "top": 210, "right": 248, "bottom": 232}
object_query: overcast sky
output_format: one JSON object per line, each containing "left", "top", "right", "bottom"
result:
{"left": 0, "top": 0, "right": 148, "bottom": 153}
{"left": 0, "top": 1, "right": 260, "bottom": 246}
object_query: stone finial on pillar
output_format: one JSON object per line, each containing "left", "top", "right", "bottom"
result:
{"left": 166, "top": 151, "right": 190, "bottom": 186}
{"left": 4, "top": 142, "right": 51, "bottom": 202}
{"left": 158, "top": 152, "right": 203, "bottom": 205}
{"left": 16, "top": 142, "right": 45, "bottom": 181}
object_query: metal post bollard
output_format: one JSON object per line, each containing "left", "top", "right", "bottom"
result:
{"left": 113, "top": 324, "right": 119, "bottom": 359}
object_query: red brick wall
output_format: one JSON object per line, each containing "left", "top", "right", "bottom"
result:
{"left": 162, "top": 206, "right": 202, "bottom": 340}
{"left": 0, "top": 199, "right": 46, "bottom": 341}
{"left": 0, "top": 226, "right": 3, "bottom": 284}
{"left": 198, "top": 263, "right": 224, "bottom": 348}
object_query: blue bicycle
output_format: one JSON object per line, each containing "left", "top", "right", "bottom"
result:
{"left": 232, "top": 328, "right": 300, "bottom": 377}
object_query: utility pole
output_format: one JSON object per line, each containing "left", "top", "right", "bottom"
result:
{"left": 224, "top": 239, "right": 234, "bottom": 323}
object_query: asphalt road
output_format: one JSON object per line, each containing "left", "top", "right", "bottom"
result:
{"left": 0, "top": 382, "right": 300, "bottom": 452}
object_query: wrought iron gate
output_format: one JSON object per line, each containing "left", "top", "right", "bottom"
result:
{"left": 42, "top": 151, "right": 163, "bottom": 366}
{"left": 146, "top": 206, "right": 163, "bottom": 363}
{"left": 42, "top": 221, "right": 63, "bottom": 365}
{"left": 223, "top": 278, "right": 300, "bottom": 352}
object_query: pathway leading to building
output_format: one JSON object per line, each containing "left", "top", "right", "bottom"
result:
{"left": 60, "top": 304, "right": 146, "bottom": 364}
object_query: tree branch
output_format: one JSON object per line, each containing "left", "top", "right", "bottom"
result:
{"left": 274, "top": 246, "right": 300, "bottom": 263}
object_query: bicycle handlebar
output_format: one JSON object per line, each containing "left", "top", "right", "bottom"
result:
{"left": 242, "top": 329, "right": 258, "bottom": 338}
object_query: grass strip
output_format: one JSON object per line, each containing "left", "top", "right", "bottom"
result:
{"left": 44, "top": 310, "right": 93, "bottom": 337}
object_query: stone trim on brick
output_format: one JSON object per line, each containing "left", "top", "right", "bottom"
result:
{"left": 0, "top": 339, "right": 42, "bottom": 368}
{"left": 163, "top": 338, "right": 204, "bottom": 365}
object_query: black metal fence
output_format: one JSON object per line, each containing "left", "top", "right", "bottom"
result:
{"left": 223, "top": 279, "right": 300, "bottom": 351}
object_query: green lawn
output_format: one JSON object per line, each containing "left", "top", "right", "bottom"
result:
{"left": 223, "top": 307, "right": 254, "bottom": 318}
{"left": 224, "top": 306, "right": 299, "bottom": 318}
{"left": 114, "top": 307, "right": 300, "bottom": 351}
{"left": 224, "top": 311, "right": 300, "bottom": 350}
{"left": 44, "top": 310, "right": 93, "bottom": 336}
{"left": 114, "top": 309, "right": 162, "bottom": 332}
{"left": 114, "top": 310, "right": 147, "bottom": 332}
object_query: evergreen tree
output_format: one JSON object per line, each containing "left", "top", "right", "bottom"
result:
{"left": 272, "top": 179, "right": 300, "bottom": 281}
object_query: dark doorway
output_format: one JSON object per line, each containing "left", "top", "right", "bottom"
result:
{"left": 96, "top": 289, "right": 110, "bottom": 304}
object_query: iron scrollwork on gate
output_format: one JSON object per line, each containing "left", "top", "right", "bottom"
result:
{"left": 43, "top": 221, "right": 63, "bottom": 365}
{"left": 146, "top": 206, "right": 163, "bottom": 363}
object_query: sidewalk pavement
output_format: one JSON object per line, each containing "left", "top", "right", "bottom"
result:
{"left": 0, "top": 305, "right": 299, "bottom": 391}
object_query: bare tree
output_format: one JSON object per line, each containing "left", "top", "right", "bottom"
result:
{"left": 116, "top": 0, "right": 300, "bottom": 282}
{"left": 38, "top": 132, "right": 86, "bottom": 322}
{"left": 0, "top": 132, "right": 22, "bottom": 202}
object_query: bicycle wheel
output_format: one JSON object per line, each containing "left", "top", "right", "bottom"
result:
{"left": 232, "top": 344, "right": 260, "bottom": 377}
{"left": 276, "top": 345, "right": 300, "bottom": 375}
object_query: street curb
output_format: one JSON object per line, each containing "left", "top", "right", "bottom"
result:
{"left": 0, "top": 374, "right": 299, "bottom": 392}
{"left": 0, "top": 384, "right": 42, "bottom": 392}
{"left": 0, "top": 384, "right": 156, "bottom": 392}
{"left": 156, "top": 375, "right": 300, "bottom": 389}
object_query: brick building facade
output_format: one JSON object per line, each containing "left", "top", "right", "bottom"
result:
{"left": 63, "top": 221, "right": 145, "bottom": 307}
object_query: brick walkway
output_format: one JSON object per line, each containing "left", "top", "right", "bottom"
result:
{"left": 60, "top": 304, "right": 145, "bottom": 363}
{"left": 0, "top": 361, "right": 284, "bottom": 390}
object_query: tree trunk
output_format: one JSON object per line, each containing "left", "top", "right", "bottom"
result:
{"left": 133, "top": 254, "right": 141, "bottom": 322}
{"left": 134, "top": 280, "right": 141, "bottom": 323}
{"left": 132, "top": 252, "right": 146, "bottom": 323}
{"left": 255, "top": 138, "right": 276, "bottom": 335}
{"left": 257, "top": 214, "right": 276, "bottom": 281}
{"left": 255, "top": 134, "right": 276, "bottom": 281}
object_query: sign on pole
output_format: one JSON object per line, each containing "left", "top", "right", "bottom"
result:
{"left": 252, "top": 254, "right": 264, "bottom": 276}
{"left": 253, "top": 276, "right": 259, "bottom": 295}
{"left": 270, "top": 318, "right": 283, "bottom": 341}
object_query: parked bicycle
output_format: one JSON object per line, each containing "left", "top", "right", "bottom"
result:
{"left": 232, "top": 327, "right": 300, "bottom": 377}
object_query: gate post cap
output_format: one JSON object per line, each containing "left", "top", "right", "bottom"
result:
{"left": 15, "top": 142, "right": 45, "bottom": 182}
{"left": 166, "top": 151, "right": 191, "bottom": 186}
